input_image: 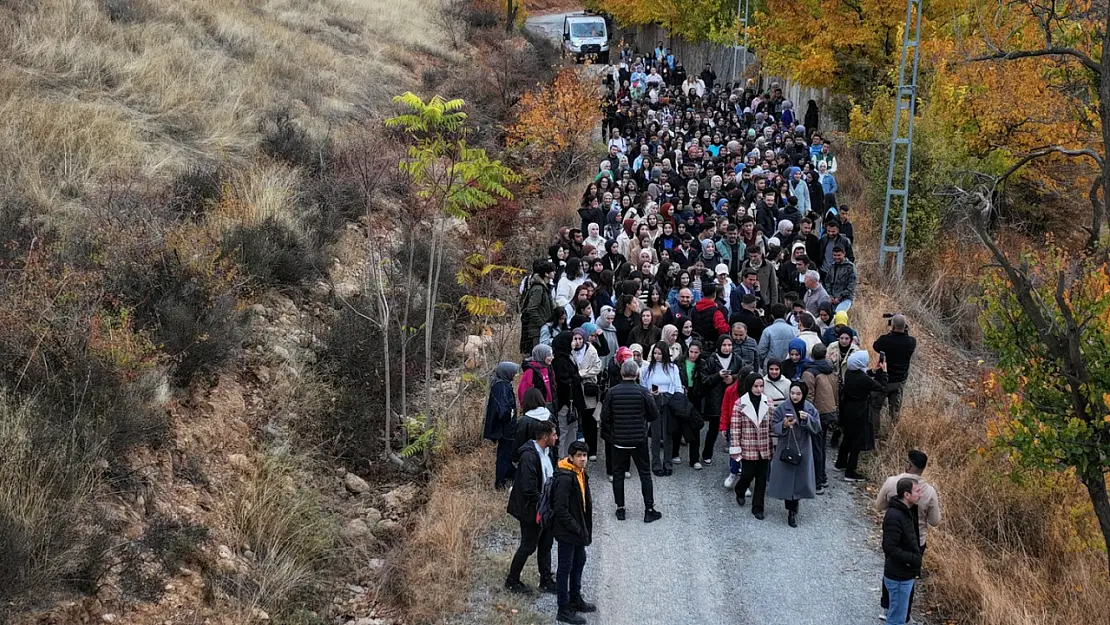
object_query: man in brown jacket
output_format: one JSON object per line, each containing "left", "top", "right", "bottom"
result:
{"left": 875, "top": 449, "right": 942, "bottom": 621}
{"left": 802, "top": 343, "right": 838, "bottom": 494}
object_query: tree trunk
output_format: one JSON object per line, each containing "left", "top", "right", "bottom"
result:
{"left": 1080, "top": 470, "right": 1110, "bottom": 577}
{"left": 423, "top": 220, "right": 440, "bottom": 428}
{"left": 401, "top": 228, "right": 416, "bottom": 422}
{"left": 506, "top": 0, "right": 514, "bottom": 33}
{"left": 1099, "top": 2, "right": 1110, "bottom": 246}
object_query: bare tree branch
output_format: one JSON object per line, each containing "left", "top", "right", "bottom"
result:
{"left": 970, "top": 47, "right": 1102, "bottom": 73}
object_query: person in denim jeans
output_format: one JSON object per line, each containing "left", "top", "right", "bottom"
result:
{"left": 881, "top": 478, "right": 923, "bottom": 625}
{"left": 549, "top": 441, "right": 597, "bottom": 624}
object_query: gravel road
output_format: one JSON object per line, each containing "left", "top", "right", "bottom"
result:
{"left": 517, "top": 441, "right": 885, "bottom": 625}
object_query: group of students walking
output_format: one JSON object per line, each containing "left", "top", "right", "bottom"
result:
{"left": 481, "top": 45, "right": 940, "bottom": 625}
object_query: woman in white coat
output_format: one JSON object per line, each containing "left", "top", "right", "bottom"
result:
{"left": 572, "top": 327, "right": 604, "bottom": 461}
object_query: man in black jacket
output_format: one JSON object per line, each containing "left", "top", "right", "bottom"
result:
{"left": 505, "top": 420, "right": 557, "bottom": 594}
{"left": 600, "top": 360, "right": 663, "bottom": 523}
{"left": 871, "top": 314, "right": 917, "bottom": 426}
{"left": 882, "top": 477, "right": 923, "bottom": 625}
{"left": 550, "top": 441, "right": 597, "bottom": 624}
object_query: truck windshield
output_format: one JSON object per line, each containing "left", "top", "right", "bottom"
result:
{"left": 570, "top": 21, "right": 605, "bottom": 38}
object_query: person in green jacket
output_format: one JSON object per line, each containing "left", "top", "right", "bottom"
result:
{"left": 521, "top": 260, "right": 556, "bottom": 354}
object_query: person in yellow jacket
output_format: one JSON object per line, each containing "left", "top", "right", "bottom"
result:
{"left": 549, "top": 441, "right": 597, "bottom": 624}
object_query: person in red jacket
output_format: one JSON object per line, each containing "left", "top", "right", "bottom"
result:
{"left": 691, "top": 282, "right": 731, "bottom": 347}
{"left": 719, "top": 365, "right": 754, "bottom": 489}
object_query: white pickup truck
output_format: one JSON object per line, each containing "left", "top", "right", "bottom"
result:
{"left": 562, "top": 13, "right": 609, "bottom": 63}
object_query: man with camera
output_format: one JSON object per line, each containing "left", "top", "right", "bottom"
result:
{"left": 871, "top": 314, "right": 917, "bottom": 426}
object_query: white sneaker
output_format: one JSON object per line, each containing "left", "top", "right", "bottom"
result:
{"left": 670, "top": 456, "right": 681, "bottom": 463}
{"left": 745, "top": 488, "right": 752, "bottom": 497}
{"left": 878, "top": 609, "right": 887, "bottom": 621}
{"left": 723, "top": 474, "right": 738, "bottom": 489}
{"left": 608, "top": 474, "right": 614, "bottom": 482}
{"left": 693, "top": 462, "right": 703, "bottom": 470}
{"left": 588, "top": 455, "right": 597, "bottom": 461}
{"left": 701, "top": 457, "right": 712, "bottom": 465}
{"left": 625, "top": 471, "right": 631, "bottom": 478}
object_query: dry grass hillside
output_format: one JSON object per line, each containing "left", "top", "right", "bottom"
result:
{"left": 0, "top": 0, "right": 451, "bottom": 219}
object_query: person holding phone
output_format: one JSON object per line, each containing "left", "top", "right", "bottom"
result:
{"left": 639, "top": 341, "right": 684, "bottom": 476}
{"left": 768, "top": 381, "right": 821, "bottom": 527}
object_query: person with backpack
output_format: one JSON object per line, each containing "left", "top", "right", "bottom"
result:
{"left": 483, "top": 362, "right": 520, "bottom": 490}
{"left": 505, "top": 419, "right": 557, "bottom": 594}
{"left": 521, "top": 261, "right": 556, "bottom": 354}
{"left": 550, "top": 441, "right": 597, "bottom": 624}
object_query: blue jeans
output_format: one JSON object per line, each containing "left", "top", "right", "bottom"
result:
{"left": 729, "top": 457, "right": 741, "bottom": 475}
{"left": 883, "top": 577, "right": 915, "bottom": 625}
{"left": 835, "top": 298, "right": 853, "bottom": 313}
{"left": 556, "top": 541, "right": 587, "bottom": 607}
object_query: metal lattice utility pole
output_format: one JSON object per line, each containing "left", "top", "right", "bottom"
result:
{"left": 731, "top": 0, "right": 750, "bottom": 83}
{"left": 878, "top": 0, "right": 924, "bottom": 275}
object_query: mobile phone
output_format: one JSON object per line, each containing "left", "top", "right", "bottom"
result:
{"left": 651, "top": 384, "right": 659, "bottom": 393}
{"left": 879, "top": 351, "right": 886, "bottom": 364}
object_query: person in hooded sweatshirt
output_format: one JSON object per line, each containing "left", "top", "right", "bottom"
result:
{"left": 767, "top": 381, "right": 821, "bottom": 527}
{"left": 515, "top": 388, "right": 554, "bottom": 462}
{"left": 549, "top": 440, "right": 597, "bottom": 624}
{"left": 801, "top": 343, "right": 838, "bottom": 494}
{"left": 484, "top": 362, "right": 521, "bottom": 489}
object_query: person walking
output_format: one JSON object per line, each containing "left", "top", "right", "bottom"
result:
{"left": 767, "top": 381, "right": 821, "bottom": 527}
{"left": 801, "top": 344, "right": 838, "bottom": 494}
{"left": 505, "top": 419, "right": 557, "bottom": 594}
{"left": 835, "top": 351, "right": 888, "bottom": 482}
{"left": 639, "top": 341, "right": 684, "bottom": 476}
{"left": 483, "top": 362, "right": 520, "bottom": 490}
{"left": 700, "top": 335, "right": 743, "bottom": 474}
{"left": 550, "top": 441, "right": 598, "bottom": 624}
{"left": 600, "top": 360, "right": 663, "bottom": 523}
{"left": 729, "top": 372, "right": 776, "bottom": 519}
{"left": 881, "top": 477, "right": 924, "bottom": 625}
{"left": 877, "top": 450, "right": 942, "bottom": 622}
{"left": 871, "top": 314, "right": 917, "bottom": 426}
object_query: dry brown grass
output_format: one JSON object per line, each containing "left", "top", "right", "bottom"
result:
{"left": 0, "top": 0, "right": 450, "bottom": 221}
{"left": 395, "top": 382, "right": 505, "bottom": 624}
{"left": 843, "top": 146, "right": 1110, "bottom": 624}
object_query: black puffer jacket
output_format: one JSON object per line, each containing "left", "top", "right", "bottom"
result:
{"left": 600, "top": 380, "right": 659, "bottom": 447}
{"left": 550, "top": 466, "right": 592, "bottom": 546}
{"left": 882, "top": 497, "right": 922, "bottom": 581}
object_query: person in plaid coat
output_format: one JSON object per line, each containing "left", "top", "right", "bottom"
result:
{"left": 728, "top": 371, "right": 776, "bottom": 519}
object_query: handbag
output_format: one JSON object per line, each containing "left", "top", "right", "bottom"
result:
{"left": 584, "top": 381, "right": 600, "bottom": 399}
{"left": 779, "top": 424, "right": 803, "bottom": 466}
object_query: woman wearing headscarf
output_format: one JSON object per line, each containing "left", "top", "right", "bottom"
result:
{"left": 552, "top": 332, "right": 587, "bottom": 458}
{"left": 699, "top": 335, "right": 743, "bottom": 468}
{"left": 781, "top": 337, "right": 811, "bottom": 381}
{"left": 768, "top": 381, "right": 821, "bottom": 526}
{"left": 836, "top": 351, "right": 888, "bottom": 482}
{"left": 762, "top": 358, "right": 792, "bottom": 411}
{"left": 827, "top": 320, "right": 861, "bottom": 381}
{"left": 596, "top": 307, "right": 620, "bottom": 370}
{"left": 661, "top": 323, "right": 683, "bottom": 362}
{"left": 573, "top": 326, "right": 604, "bottom": 462}
{"left": 584, "top": 222, "right": 606, "bottom": 252}
{"left": 540, "top": 308, "right": 568, "bottom": 347}
{"left": 555, "top": 257, "right": 586, "bottom": 308}
{"left": 729, "top": 371, "right": 776, "bottom": 518}
{"left": 484, "top": 362, "right": 521, "bottom": 489}
{"left": 602, "top": 240, "right": 627, "bottom": 273}
{"left": 518, "top": 344, "right": 554, "bottom": 407}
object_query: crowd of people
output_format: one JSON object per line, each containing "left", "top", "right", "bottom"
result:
{"left": 482, "top": 43, "right": 940, "bottom": 625}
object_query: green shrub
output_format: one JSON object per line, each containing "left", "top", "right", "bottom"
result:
{"left": 220, "top": 218, "right": 326, "bottom": 290}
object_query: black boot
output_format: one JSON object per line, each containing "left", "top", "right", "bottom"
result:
{"left": 557, "top": 606, "right": 586, "bottom": 624}
{"left": 571, "top": 594, "right": 597, "bottom": 613}
{"left": 504, "top": 578, "right": 532, "bottom": 594}
{"left": 539, "top": 576, "right": 557, "bottom": 594}
{"left": 788, "top": 510, "right": 798, "bottom": 527}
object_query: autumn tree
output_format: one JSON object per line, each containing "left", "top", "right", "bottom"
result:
{"left": 975, "top": 231, "right": 1110, "bottom": 577}
{"left": 505, "top": 68, "right": 603, "bottom": 199}
{"left": 588, "top": 0, "right": 740, "bottom": 44}
{"left": 752, "top": 0, "right": 913, "bottom": 93}
{"left": 963, "top": 0, "right": 1107, "bottom": 246}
